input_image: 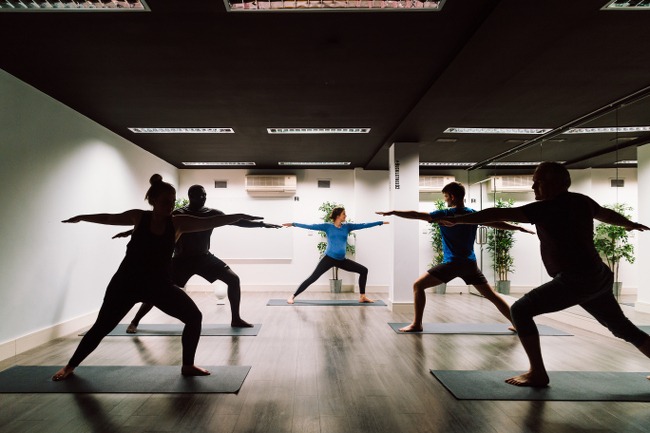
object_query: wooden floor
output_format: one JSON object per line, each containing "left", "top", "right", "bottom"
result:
{"left": 2, "top": 291, "right": 650, "bottom": 433}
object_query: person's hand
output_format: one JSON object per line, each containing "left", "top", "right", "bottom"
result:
{"left": 62, "top": 216, "right": 82, "bottom": 223}
{"left": 519, "top": 226, "right": 535, "bottom": 234}
{"left": 264, "top": 223, "right": 282, "bottom": 229}
{"left": 282, "top": 223, "right": 293, "bottom": 227}
{"left": 630, "top": 222, "right": 650, "bottom": 232}
{"left": 112, "top": 229, "right": 133, "bottom": 239}
{"left": 376, "top": 211, "right": 393, "bottom": 216}
{"left": 382, "top": 221, "right": 390, "bottom": 225}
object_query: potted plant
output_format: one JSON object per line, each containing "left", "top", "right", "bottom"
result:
{"left": 317, "top": 201, "right": 356, "bottom": 293}
{"left": 429, "top": 199, "right": 447, "bottom": 293}
{"left": 486, "top": 198, "right": 516, "bottom": 294}
{"left": 593, "top": 203, "right": 635, "bottom": 299}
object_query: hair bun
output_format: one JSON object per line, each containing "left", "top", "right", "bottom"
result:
{"left": 149, "top": 174, "right": 163, "bottom": 185}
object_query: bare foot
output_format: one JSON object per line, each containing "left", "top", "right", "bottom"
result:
{"left": 231, "top": 318, "right": 254, "bottom": 328}
{"left": 399, "top": 323, "right": 423, "bottom": 333}
{"left": 287, "top": 295, "right": 295, "bottom": 304}
{"left": 126, "top": 323, "right": 138, "bottom": 334}
{"left": 359, "top": 295, "right": 374, "bottom": 303}
{"left": 505, "top": 371, "right": 549, "bottom": 387}
{"left": 52, "top": 366, "right": 75, "bottom": 381}
{"left": 181, "top": 365, "right": 211, "bottom": 376}
{"left": 508, "top": 326, "right": 516, "bottom": 333}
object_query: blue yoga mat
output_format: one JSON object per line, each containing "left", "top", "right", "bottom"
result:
{"left": 431, "top": 369, "right": 650, "bottom": 401}
{"left": 388, "top": 322, "right": 571, "bottom": 336}
{"left": 267, "top": 299, "right": 386, "bottom": 306}
{"left": 79, "top": 323, "right": 261, "bottom": 336}
{"left": 0, "top": 365, "right": 250, "bottom": 394}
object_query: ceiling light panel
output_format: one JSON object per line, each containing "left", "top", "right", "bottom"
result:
{"left": 268, "top": 128, "right": 370, "bottom": 134}
{"left": 419, "top": 162, "right": 475, "bottom": 167}
{"left": 444, "top": 127, "right": 552, "bottom": 135}
{"left": 182, "top": 162, "right": 255, "bottom": 166}
{"left": 602, "top": 0, "right": 650, "bottom": 10}
{"left": 129, "top": 127, "right": 234, "bottom": 134}
{"left": 0, "top": 0, "right": 149, "bottom": 11}
{"left": 278, "top": 162, "right": 351, "bottom": 166}
{"left": 564, "top": 126, "right": 650, "bottom": 134}
{"left": 226, "top": 0, "right": 445, "bottom": 12}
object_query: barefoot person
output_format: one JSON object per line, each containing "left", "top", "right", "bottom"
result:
{"left": 438, "top": 162, "right": 650, "bottom": 387}
{"left": 283, "top": 207, "right": 388, "bottom": 304}
{"left": 118, "top": 184, "right": 280, "bottom": 333}
{"left": 377, "top": 181, "right": 533, "bottom": 332}
{"left": 52, "top": 175, "right": 261, "bottom": 381}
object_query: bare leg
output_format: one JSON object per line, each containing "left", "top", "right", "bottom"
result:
{"left": 473, "top": 283, "right": 515, "bottom": 331}
{"left": 219, "top": 270, "right": 254, "bottom": 328}
{"left": 127, "top": 302, "right": 155, "bottom": 333}
{"left": 399, "top": 273, "right": 443, "bottom": 332}
{"left": 505, "top": 333, "right": 549, "bottom": 387}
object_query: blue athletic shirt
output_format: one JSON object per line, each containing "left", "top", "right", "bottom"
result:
{"left": 429, "top": 208, "right": 478, "bottom": 263}
{"left": 292, "top": 222, "right": 384, "bottom": 260}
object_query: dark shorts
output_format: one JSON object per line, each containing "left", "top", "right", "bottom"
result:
{"left": 427, "top": 260, "right": 488, "bottom": 285}
{"left": 172, "top": 253, "right": 230, "bottom": 287}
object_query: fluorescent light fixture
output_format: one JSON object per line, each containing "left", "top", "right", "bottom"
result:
{"left": 226, "top": 0, "right": 445, "bottom": 12}
{"left": 267, "top": 128, "right": 370, "bottom": 134}
{"left": 602, "top": 0, "right": 650, "bottom": 10}
{"left": 444, "top": 127, "right": 552, "bottom": 135}
{"left": 0, "top": 0, "right": 149, "bottom": 11}
{"left": 564, "top": 126, "right": 650, "bottom": 134}
{"left": 278, "top": 162, "right": 351, "bottom": 166}
{"left": 182, "top": 162, "right": 255, "bottom": 166}
{"left": 485, "top": 161, "right": 565, "bottom": 167}
{"left": 129, "top": 127, "right": 234, "bottom": 134}
{"left": 615, "top": 160, "right": 638, "bottom": 165}
{"left": 419, "top": 162, "right": 475, "bottom": 167}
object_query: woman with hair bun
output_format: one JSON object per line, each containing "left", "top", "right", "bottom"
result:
{"left": 282, "top": 207, "right": 388, "bottom": 304}
{"left": 52, "top": 174, "right": 261, "bottom": 381}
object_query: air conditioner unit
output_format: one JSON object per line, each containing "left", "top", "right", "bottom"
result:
{"left": 419, "top": 175, "right": 456, "bottom": 192}
{"left": 490, "top": 175, "right": 533, "bottom": 192}
{"left": 245, "top": 175, "right": 297, "bottom": 197}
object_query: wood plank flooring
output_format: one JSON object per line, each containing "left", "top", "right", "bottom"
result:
{"left": 1, "top": 291, "right": 650, "bottom": 433}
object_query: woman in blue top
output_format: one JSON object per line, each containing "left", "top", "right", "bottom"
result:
{"left": 283, "top": 207, "right": 388, "bottom": 304}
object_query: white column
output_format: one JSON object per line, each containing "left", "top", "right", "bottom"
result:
{"left": 388, "top": 142, "right": 420, "bottom": 313}
{"left": 636, "top": 144, "right": 650, "bottom": 313}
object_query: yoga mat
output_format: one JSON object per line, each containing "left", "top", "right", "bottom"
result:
{"left": 638, "top": 325, "right": 650, "bottom": 333}
{"left": 430, "top": 370, "right": 650, "bottom": 402}
{"left": 79, "top": 323, "right": 261, "bottom": 336}
{"left": 0, "top": 365, "right": 250, "bottom": 394}
{"left": 388, "top": 322, "right": 572, "bottom": 336}
{"left": 267, "top": 299, "right": 386, "bottom": 306}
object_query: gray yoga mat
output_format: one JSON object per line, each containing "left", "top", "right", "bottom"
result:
{"left": 79, "top": 323, "right": 261, "bottom": 336}
{"left": 388, "top": 322, "right": 572, "bottom": 336}
{"left": 430, "top": 370, "right": 650, "bottom": 401}
{"left": 0, "top": 365, "right": 250, "bottom": 393}
{"left": 267, "top": 299, "right": 387, "bottom": 306}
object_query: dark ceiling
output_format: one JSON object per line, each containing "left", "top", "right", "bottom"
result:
{"left": 2, "top": 0, "right": 650, "bottom": 174}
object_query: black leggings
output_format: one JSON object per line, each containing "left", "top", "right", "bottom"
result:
{"left": 68, "top": 280, "right": 202, "bottom": 367}
{"left": 294, "top": 255, "right": 368, "bottom": 297}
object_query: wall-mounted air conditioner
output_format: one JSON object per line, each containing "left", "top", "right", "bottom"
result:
{"left": 245, "top": 175, "right": 297, "bottom": 197}
{"left": 490, "top": 175, "right": 534, "bottom": 192}
{"left": 419, "top": 175, "right": 456, "bottom": 192}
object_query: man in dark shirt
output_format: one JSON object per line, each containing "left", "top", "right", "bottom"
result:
{"left": 122, "top": 185, "right": 280, "bottom": 330}
{"left": 439, "top": 162, "right": 650, "bottom": 387}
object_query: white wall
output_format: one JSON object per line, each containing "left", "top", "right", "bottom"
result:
{"left": 0, "top": 69, "right": 177, "bottom": 358}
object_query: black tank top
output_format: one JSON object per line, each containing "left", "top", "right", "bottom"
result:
{"left": 120, "top": 211, "right": 175, "bottom": 280}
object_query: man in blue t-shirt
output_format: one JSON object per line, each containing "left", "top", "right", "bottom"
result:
{"left": 377, "top": 182, "right": 532, "bottom": 333}
{"left": 439, "top": 162, "right": 650, "bottom": 388}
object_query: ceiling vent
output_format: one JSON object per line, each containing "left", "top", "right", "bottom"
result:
{"left": 245, "top": 175, "right": 297, "bottom": 197}
{"left": 491, "top": 175, "right": 533, "bottom": 192}
{"left": 419, "top": 175, "right": 455, "bottom": 192}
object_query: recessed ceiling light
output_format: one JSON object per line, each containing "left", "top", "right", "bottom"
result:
{"left": 444, "top": 127, "right": 552, "bottom": 135}
{"left": 486, "top": 161, "right": 557, "bottom": 167}
{"left": 267, "top": 128, "right": 370, "bottom": 134}
{"left": 278, "top": 162, "right": 351, "bottom": 166}
{"left": 615, "top": 160, "right": 638, "bottom": 165}
{"left": 0, "top": 0, "right": 149, "bottom": 11}
{"left": 129, "top": 127, "right": 234, "bottom": 134}
{"left": 564, "top": 126, "right": 650, "bottom": 134}
{"left": 419, "top": 162, "right": 475, "bottom": 167}
{"left": 182, "top": 162, "right": 255, "bottom": 166}
{"left": 226, "top": 0, "right": 445, "bottom": 12}
{"left": 602, "top": 0, "right": 650, "bottom": 10}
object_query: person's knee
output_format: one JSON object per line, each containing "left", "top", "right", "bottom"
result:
{"left": 359, "top": 266, "right": 368, "bottom": 276}
{"left": 510, "top": 299, "right": 532, "bottom": 324}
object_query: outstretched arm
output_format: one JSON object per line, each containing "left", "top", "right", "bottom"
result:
{"left": 376, "top": 210, "right": 433, "bottom": 223}
{"left": 484, "top": 221, "right": 535, "bottom": 234}
{"left": 234, "top": 220, "right": 282, "bottom": 229}
{"left": 595, "top": 207, "right": 649, "bottom": 231}
{"left": 174, "top": 213, "right": 262, "bottom": 235}
{"left": 112, "top": 229, "right": 134, "bottom": 239}
{"left": 439, "top": 207, "right": 530, "bottom": 226}
{"left": 63, "top": 210, "right": 142, "bottom": 226}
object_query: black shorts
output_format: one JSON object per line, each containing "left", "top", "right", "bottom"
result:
{"left": 427, "top": 260, "right": 488, "bottom": 285}
{"left": 172, "top": 253, "right": 230, "bottom": 287}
